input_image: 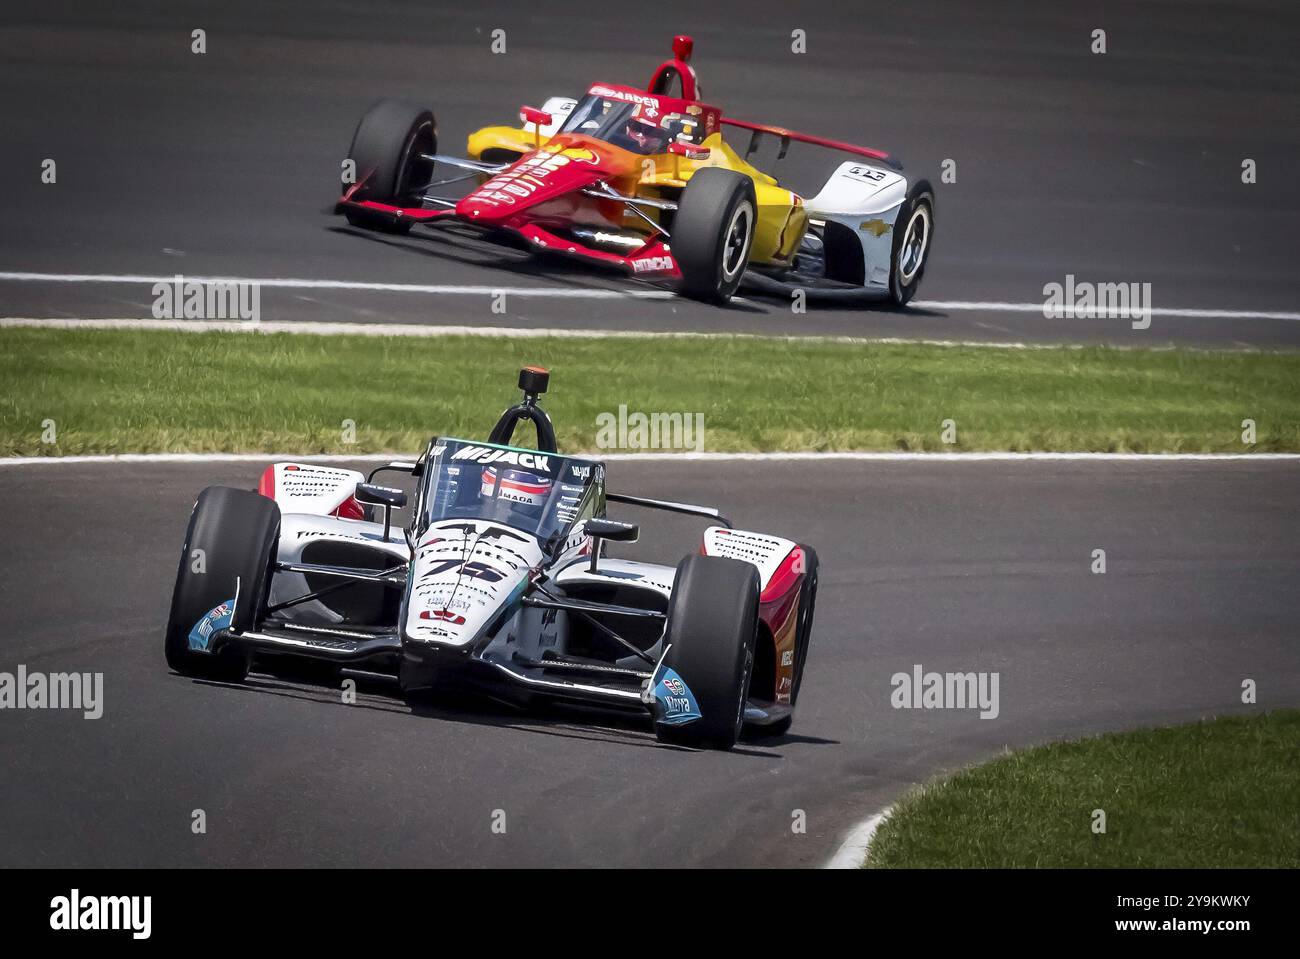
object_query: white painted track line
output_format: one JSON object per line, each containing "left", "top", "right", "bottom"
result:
{"left": 0, "top": 271, "right": 673, "bottom": 300}
{"left": 3, "top": 452, "right": 1299, "bottom": 467}
{"left": 597, "top": 451, "right": 1300, "bottom": 461}
{"left": 915, "top": 300, "right": 1300, "bottom": 322}
{"left": 1, "top": 318, "right": 1293, "bottom": 353}
{"left": 0, "top": 317, "right": 1055, "bottom": 349}
{"left": 1, "top": 271, "right": 1298, "bottom": 321}
{"left": 4, "top": 317, "right": 850, "bottom": 342}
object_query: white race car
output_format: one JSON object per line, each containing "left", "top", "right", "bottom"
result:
{"left": 164, "top": 368, "right": 819, "bottom": 750}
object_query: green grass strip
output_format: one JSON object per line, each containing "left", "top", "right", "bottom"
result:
{"left": 2, "top": 329, "right": 1298, "bottom": 455}
{"left": 867, "top": 711, "right": 1300, "bottom": 868}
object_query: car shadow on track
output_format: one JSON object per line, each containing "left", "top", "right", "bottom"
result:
{"left": 739, "top": 272, "right": 948, "bottom": 318}
{"left": 328, "top": 223, "right": 772, "bottom": 315}
{"left": 329, "top": 224, "right": 649, "bottom": 291}
{"left": 186, "top": 664, "right": 832, "bottom": 757}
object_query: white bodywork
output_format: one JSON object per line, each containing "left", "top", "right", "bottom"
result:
{"left": 261, "top": 462, "right": 364, "bottom": 515}
{"left": 702, "top": 526, "right": 798, "bottom": 595}
{"left": 804, "top": 161, "right": 909, "bottom": 295}
{"left": 553, "top": 557, "right": 675, "bottom": 598}
{"left": 405, "top": 519, "right": 544, "bottom": 648}
{"left": 261, "top": 462, "right": 404, "bottom": 624}
{"left": 555, "top": 528, "right": 795, "bottom": 603}
{"left": 278, "top": 513, "right": 406, "bottom": 559}
{"left": 269, "top": 514, "right": 407, "bottom": 626}
{"left": 257, "top": 458, "right": 797, "bottom": 647}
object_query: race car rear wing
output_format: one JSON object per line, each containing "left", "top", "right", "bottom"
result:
{"left": 721, "top": 117, "right": 903, "bottom": 171}
{"left": 607, "top": 491, "right": 732, "bottom": 528}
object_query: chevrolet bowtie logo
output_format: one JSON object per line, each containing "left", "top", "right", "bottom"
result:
{"left": 859, "top": 218, "right": 892, "bottom": 237}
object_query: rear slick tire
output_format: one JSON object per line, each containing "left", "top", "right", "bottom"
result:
{"left": 888, "top": 180, "right": 935, "bottom": 306}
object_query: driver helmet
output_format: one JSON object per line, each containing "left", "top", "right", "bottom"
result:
{"left": 481, "top": 467, "right": 552, "bottom": 514}
{"left": 624, "top": 114, "right": 665, "bottom": 152}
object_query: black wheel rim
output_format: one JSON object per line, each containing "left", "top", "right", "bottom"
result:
{"left": 722, "top": 201, "right": 754, "bottom": 282}
{"left": 398, "top": 120, "right": 436, "bottom": 206}
{"left": 897, "top": 202, "right": 931, "bottom": 286}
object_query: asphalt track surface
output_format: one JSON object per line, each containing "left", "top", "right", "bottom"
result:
{"left": 2, "top": 458, "right": 1298, "bottom": 867}
{"left": 2, "top": 1, "right": 1299, "bottom": 346}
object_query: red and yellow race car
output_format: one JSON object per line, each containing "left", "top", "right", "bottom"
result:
{"left": 336, "top": 36, "right": 933, "bottom": 306}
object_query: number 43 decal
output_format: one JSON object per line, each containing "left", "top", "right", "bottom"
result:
{"left": 846, "top": 165, "right": 887, "bottom": 182}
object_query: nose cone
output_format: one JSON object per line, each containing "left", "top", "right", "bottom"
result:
{"left": 456, "top": 140, "right": 611, "bottom": 223}
{"left": 405, "top": 520, "right": 543, "bottom": 648}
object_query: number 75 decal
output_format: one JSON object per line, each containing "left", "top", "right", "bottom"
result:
{"left": 420, "top": 559, "right": 506, "bottom": 583}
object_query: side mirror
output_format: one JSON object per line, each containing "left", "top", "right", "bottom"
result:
{"left": 368, "top": 460, "right": 421, "bottom": 484}
{"left": 584, "top": 518, "right": 639, "bottom": 573}
{"left": 520, "top": 106, "right": 553, "bottom": 128}
{"left": 669, "top": 141, "right": 710, "bottom": 161}
{"left": 585, "top": 517, "right": 639, "bottom": 542}
{"left": 355, "top": 482, "right": 407, "bottom": 541}
{"left": 355, "top": 483, "right": 407, "bottom": 510}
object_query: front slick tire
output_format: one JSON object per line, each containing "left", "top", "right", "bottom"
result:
{"left": 164, "top": 486, "right": 280, "bottom": 682}
{"left": 344, "top": 98, "right": 437, "bottom": 234}
{"left": 673, "top": 168, "right": 757, "bottom": 305}
{"left": 654, "top": 553, "right": 760, "bottom": 750}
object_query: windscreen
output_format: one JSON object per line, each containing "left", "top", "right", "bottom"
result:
{"left": 559, "top": 93, "right": 704, "bottom": 155}
{"left": 420, "top": 438, "right": 600, "bottom": 547}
